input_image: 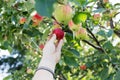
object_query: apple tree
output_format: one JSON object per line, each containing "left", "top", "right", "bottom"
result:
{"left": 0, "top": 0, "right": 120, "bottom": 80}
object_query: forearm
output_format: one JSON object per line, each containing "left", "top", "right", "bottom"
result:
{"left": 32, "top": 57, "right": 56, "bottom": 80}
{"left": 32, "top": 70, "right": 54, "bottom": 80}
{"left": 38, "top": 57, "right": 56, "bottom": 72}
{"left": 32, "top": 35, "right": 63, "bottom": 80}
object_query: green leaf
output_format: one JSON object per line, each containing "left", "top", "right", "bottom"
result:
{"left": 0, "top": 46, "right": 7, "bottom": 50}
{"left": 42, "top": 28, "right": 50, "bottom": 40}
{"left": 23, "top": 28, "right": 42, "bottom": 37}
{"left": 103, "top": 41, "right": 113, "bottom": 50}
{"left": 11, "top": 15, "right": 17, "bottom": 25}
{"left": 99, "top": 68, "right": 109, "bottom": 80}
{"left": 107, "top": 29, "right": 113, "bottom": 37}
{"left": 68, "top": 48, "right": 80, "bottom": 57}
{"left": 64, "top": 56, "right": 78, "bottom": 67}
{"left": 65, "top": 32, "right": 73, "bottom": 43}
{"left": 35, "top": 0, "right": 56, "bottom": 18}
{"left": 97, "top": 30, "right": 106, "bottom": 38}
{"left": 63, "top": 49, "right": 75, "bottom": 57}
{"left": 71, "top": 0, "right": 88, "bottom": 6}
{"left": 24, "top": 1, "right": 34, "bottom": 11}
{"left": 114, "top": 70, "right": 120, "bottom": 80}
{"left": 3, "top": 41, "right": 9, "bottom": 49}
{"left": 114, "top": 3, "right": 120, "bottom": 9}
{"left": 114, "top": 3, "right": 120, "bottom": 7}
{"left": 0, "top": 41, "right": 10, "bottom": 50}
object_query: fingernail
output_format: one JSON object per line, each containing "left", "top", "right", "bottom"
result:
{"left": 53, "top": 34, "right": 56, "bottom": 36}
{"left": 53, "top": 34, "right": 56, "bottom": 38}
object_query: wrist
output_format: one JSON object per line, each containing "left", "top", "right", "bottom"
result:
{"left": 39, "top": 57, "right": 56, "bottom": 72}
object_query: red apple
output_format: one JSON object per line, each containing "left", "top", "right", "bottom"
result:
{"left": 53, "top": 4, "right": 73, "bottom": 25}
{"left": 80, "top": 65, "right": 87, "bottom": 70}
{"left": 32, "top": 13, "right": 43, "bottom": 22}
{"left": 19, "top": 17, "right": 26, "bottom": 24}
{"left": 52, "top": 28, "right": 64, "bottom": 41}
{"left": 39, "top": 44, "right": 44, "bottom": 50}
{"left": 32, "top": 13, "right": 43, "bottom": 26}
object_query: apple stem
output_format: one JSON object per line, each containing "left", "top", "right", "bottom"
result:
{"left": 73, "top": 31, "right": 76, "bottom": 39}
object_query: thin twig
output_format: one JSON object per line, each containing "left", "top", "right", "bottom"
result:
{"left": 110, "top": 18, "right": 120, "bottom": 37}
{"left": 86, "top": 27, "right": 105, "bottom": 53}
{"left": 86, "top": 28, "right": 101, "bottom": 47}
{"left": 82, "top": 40, "right": 104, "bottom": 52}
{"left": 110, "top": 18, "right": 114, "bottom": 28}
{"left": 51, "top": 16, "right": 64, "bottom": 26}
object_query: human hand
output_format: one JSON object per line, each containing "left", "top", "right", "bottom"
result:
{"left": 39, "top": 34, "right": 64, "bottom": 72}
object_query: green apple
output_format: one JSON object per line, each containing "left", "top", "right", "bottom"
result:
{"left": 68, "top": 20, "right": 80, "bottom": 31}
{"left": 53, "top": 4, "right": 73, "bottom": 25}
{"left": 73, "top": 12, "right": 88, "bottom": 24}
{"left": 103, "top": 0, "right": 109, "bottom": 3}
{"left": 75, "top": 27, "right": 88, "bottom": 40}
{"left": 93, "top": 14, "right": 101, "bottom": 25}
{"left": 26, "top": 68, "right": 33, "bottom": 74}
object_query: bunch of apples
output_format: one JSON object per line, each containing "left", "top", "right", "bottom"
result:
{"left": 20, "top": 3, "right": 88, "bottom": 42}
{"left": 52, "top": 3, "right": 88, "bottom": 41}
{"left": 37, "top": 3, "right": 89, "bottom": 49}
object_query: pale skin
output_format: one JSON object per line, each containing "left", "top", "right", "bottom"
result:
{"left": 32, "top": 34, "right": 64, "bottom": 80}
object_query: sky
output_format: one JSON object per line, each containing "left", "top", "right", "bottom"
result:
{"left": 0, "top": 0, "right": 120, "bottom": 79}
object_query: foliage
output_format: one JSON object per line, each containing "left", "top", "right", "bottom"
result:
{"left": 0, "top": 0, "right": 120, "bottom": 80}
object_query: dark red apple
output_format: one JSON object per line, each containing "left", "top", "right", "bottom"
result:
{"left": 80, "top": 65, "right": 87, "bottom": 70}
{"left": 52, "top": 28, "right": 64, "bottom": 41}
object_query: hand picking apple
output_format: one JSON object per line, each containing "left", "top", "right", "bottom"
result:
{"left": 32, "top": 34, "right": 64, "bottom": 80}
{"left": 52, "top": 28, "right": 64, "bottom": 41}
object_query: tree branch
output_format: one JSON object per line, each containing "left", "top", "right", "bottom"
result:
{"left": 51, "top": 16, "right": 64, "bottom": 26}
{"left": 110, "top": 18, "right": 114, "bottom": 28}
{"left": 114, "top": 12, "right": 120, "bottom": 17}
{"left": 86, "top": 27, "right": 105, "bottom": 53}
{"left": 110, "top": 18, "right": 120, "bottom": 37}
{"left": 82, "top": 40, "right": 104, "bottom": 52}
{"left": 86, "top": 28, "right": 100, "bottom": 46}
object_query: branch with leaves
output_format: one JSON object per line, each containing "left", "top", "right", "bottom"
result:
{"left": 80, "top": 24, "right": 105, "bottom": 53}
{"left": 110, "top": 18, "right": 120, "bottom": 37}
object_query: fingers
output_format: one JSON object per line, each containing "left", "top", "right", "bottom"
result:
{"left": 56, "top": 39, "right": 64, "bottom": 52}
{"left": 47, "top": 33, "right": 52, "bottom": 41}
{"left": 49, "top": 34, "right": 56, "bottom": 43}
